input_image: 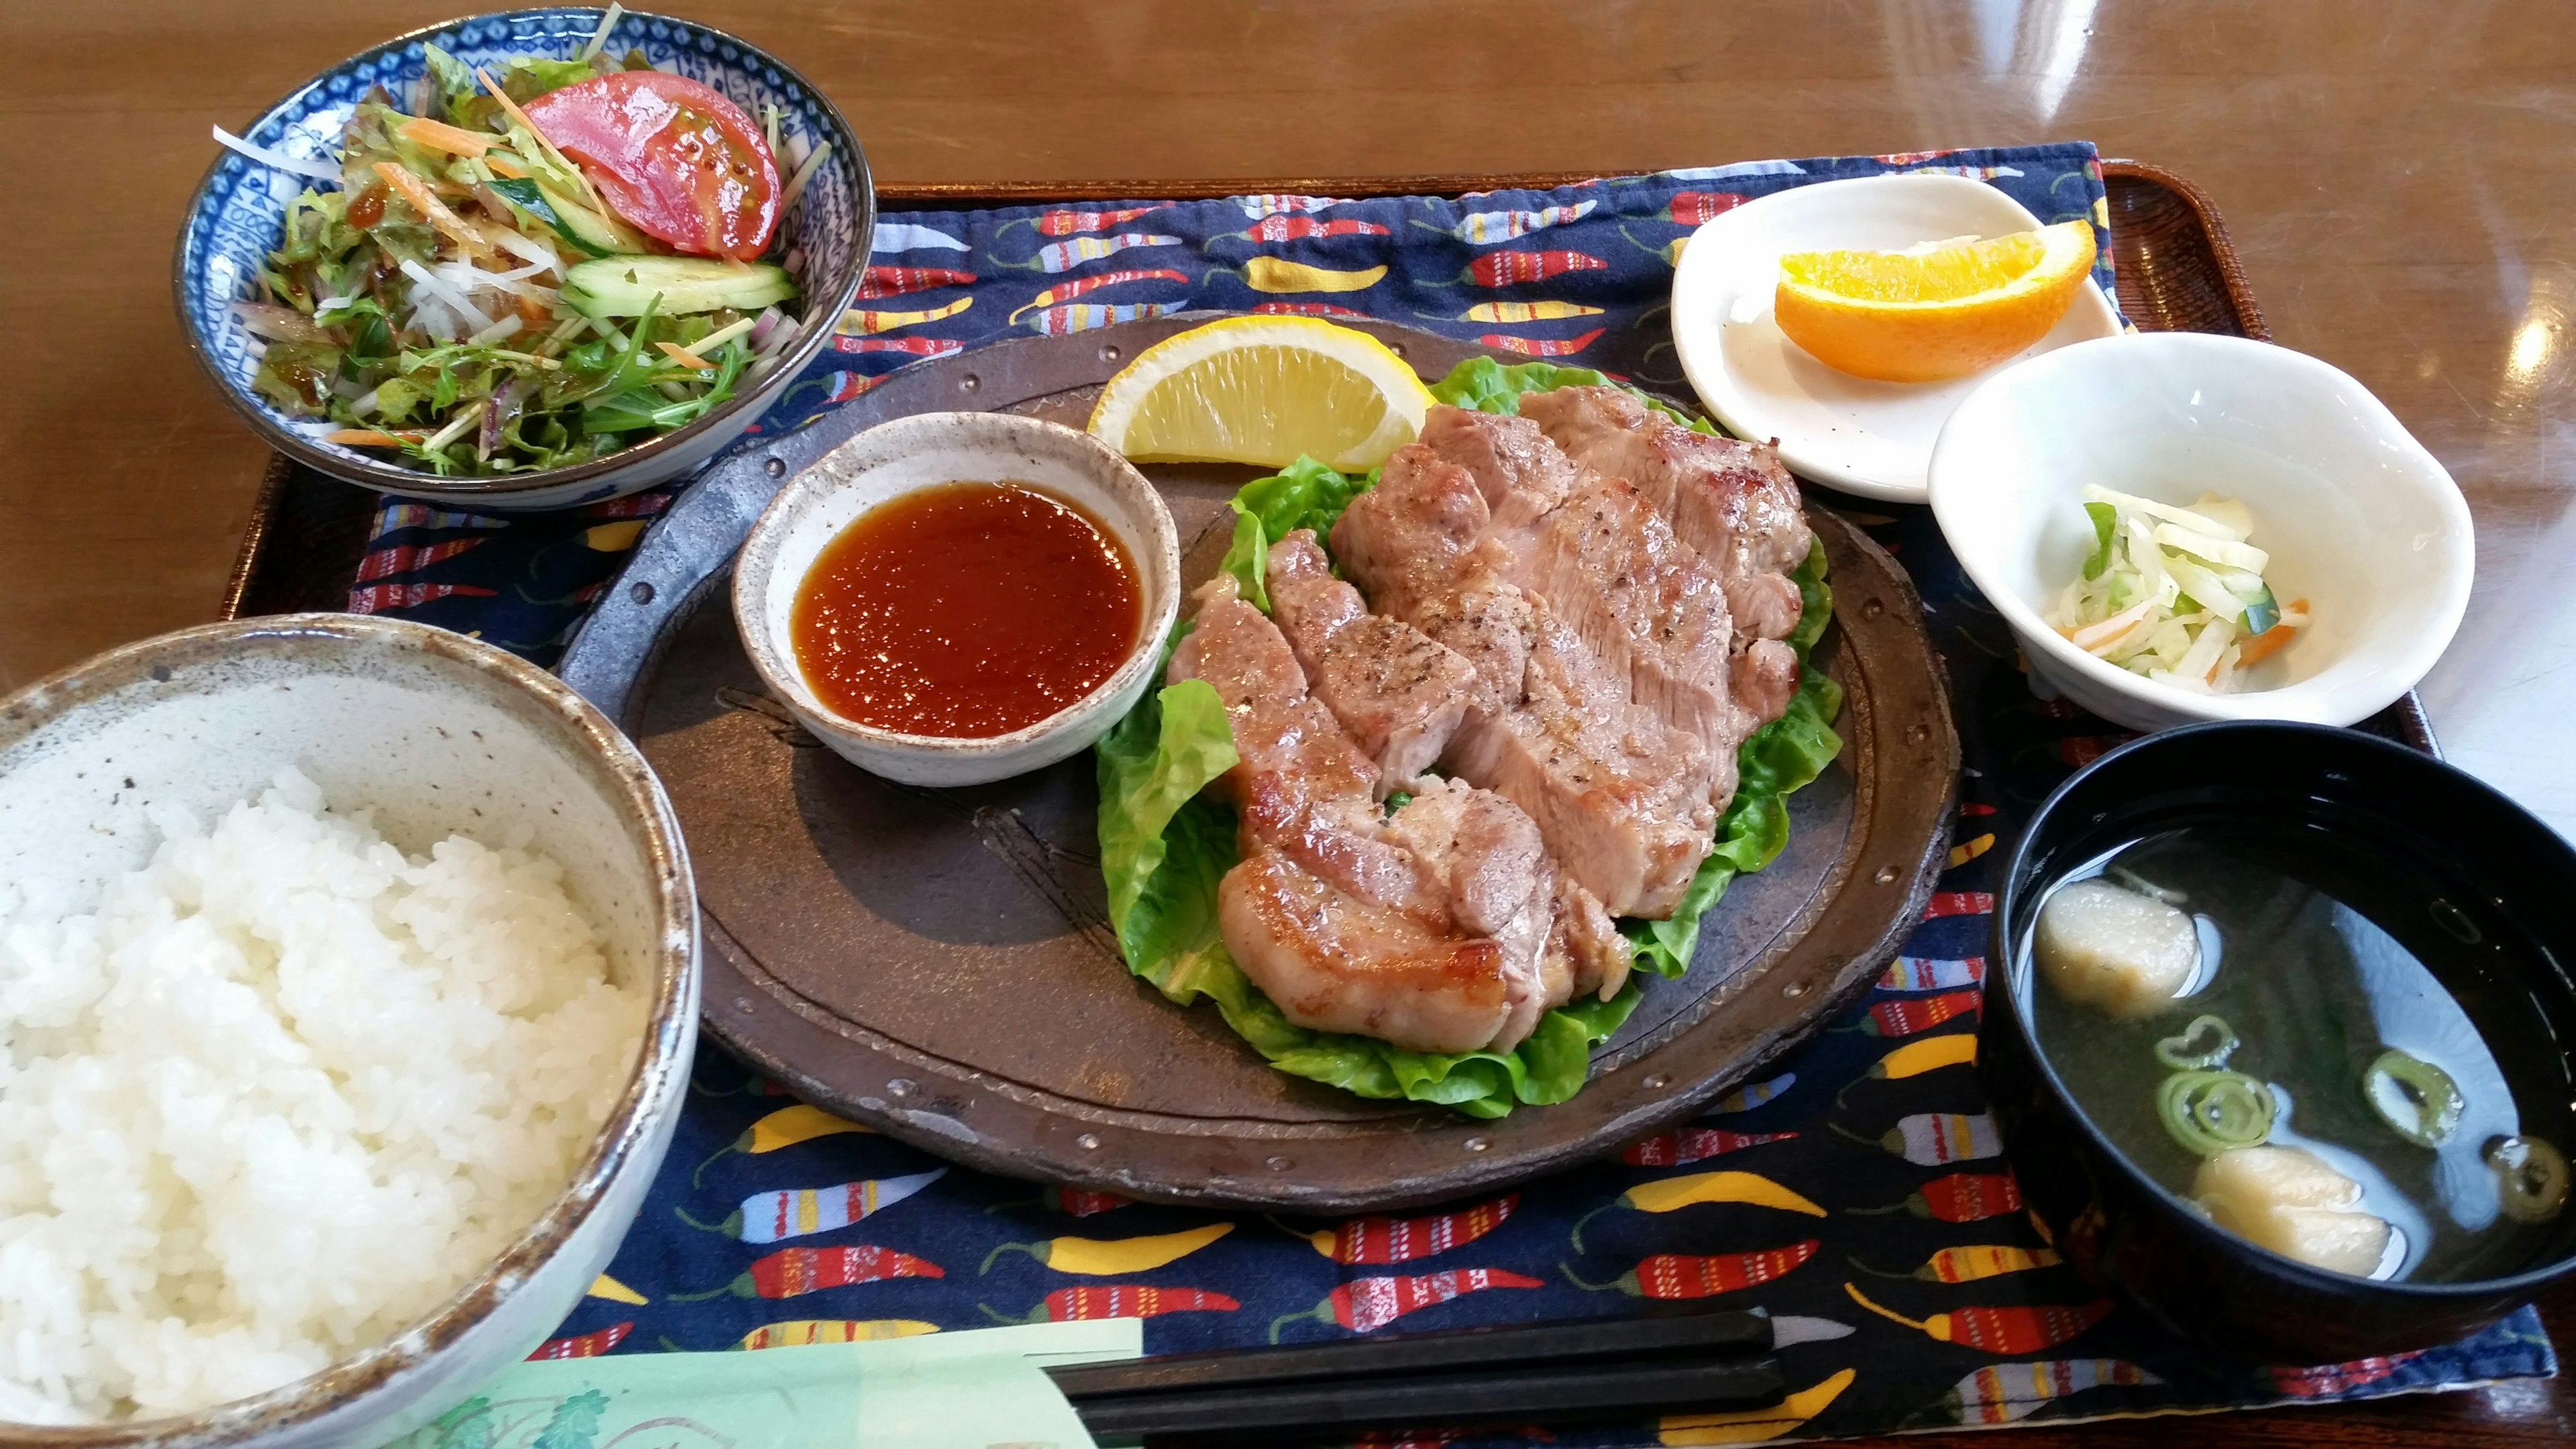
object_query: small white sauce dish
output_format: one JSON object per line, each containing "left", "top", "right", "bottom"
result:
{"left": 732, "top": 410, "right": 1180, "bottom": 788}
{"left": 1671, "top": 172, "right": 2122, "bottom": 503}
{"left": 1928, "top": 332, "right": 2475, "bottom": 733}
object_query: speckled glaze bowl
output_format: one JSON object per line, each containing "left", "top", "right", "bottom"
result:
{"left": 732, "top": 411, "right": 1181, "bottom": 788}
{"left": 0, "top": 614, "right": 699, "bottom": 1446}
{"left": 174, "top": 8, "right": 872, "bottom": 510}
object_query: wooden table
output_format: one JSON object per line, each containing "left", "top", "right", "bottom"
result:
{"left": 3, "top": 1, "right": 2570, "bottom": 1441}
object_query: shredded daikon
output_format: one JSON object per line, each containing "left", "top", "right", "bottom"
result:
{"left": 780, "top": 142, "right": 833, "bottom": 212}
{"left": 211, "top": 125, "right": 342, "bottom": 184}
{"left": 398, "top": 258, "right": 497, "bottom": 331}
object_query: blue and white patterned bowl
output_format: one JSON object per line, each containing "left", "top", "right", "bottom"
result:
{"left": 174, "top": 8, "right": 872, "bottom": 511}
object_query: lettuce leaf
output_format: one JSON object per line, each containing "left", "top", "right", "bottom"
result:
{"left": 1094, "top": 666, "right": 1238, "bottom": 996}
{"left": 1428, "top": 356, "right": 1717, "bottom": 435}
{"left": 1214, "top": 453, "right": 1366, "bottom": 611}
{"left": 1094, "top": 360, "right": 1843, "bottom": 1116}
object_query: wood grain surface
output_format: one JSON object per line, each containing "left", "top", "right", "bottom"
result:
{"left": 3, "top": 1, "right": 2572, "bottom": 1440}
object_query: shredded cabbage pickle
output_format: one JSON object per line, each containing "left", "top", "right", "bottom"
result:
{"left": 2045, "top": 485, "right": 2311, "bottom": 694}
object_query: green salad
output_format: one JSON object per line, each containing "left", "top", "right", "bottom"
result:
{"left": 215, "top": 8, "right": 822, "bottom": 476}
{"left": 1096, "top": 359, "right": 1846, "bottom": 1118}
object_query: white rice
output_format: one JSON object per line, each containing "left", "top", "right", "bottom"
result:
{"left": 0, "top": 768, "right": 647, "bottom": 1424}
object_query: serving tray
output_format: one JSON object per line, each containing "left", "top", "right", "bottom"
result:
{"left": 547, "top": 317, "right": 1955, "bottom": 1210}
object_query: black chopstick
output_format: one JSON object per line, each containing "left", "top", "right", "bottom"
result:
{"left": 1071, "top": 1355, "right": 1784, "bottom": 1443}
{"left": 1048, "top": 1305, "right": 1772, "bottom": 1401}
{"left": 1046, "top": 1307, "right": 1779, "bottom": 1444}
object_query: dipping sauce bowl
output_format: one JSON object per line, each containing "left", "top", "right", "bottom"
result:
{"left": 731, "top": 411, "right": 1179, "bottom": 788}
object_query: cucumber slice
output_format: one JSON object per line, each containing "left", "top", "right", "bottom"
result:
{"left": 537, "top": 184, "right": 651, "bottom": 257}
{"left": 562, "top": 256, "right": 798, "bottom": 318}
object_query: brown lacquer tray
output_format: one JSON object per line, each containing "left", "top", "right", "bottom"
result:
{"left": 545, "top": 317, "right": 1954, "bottom": 1210}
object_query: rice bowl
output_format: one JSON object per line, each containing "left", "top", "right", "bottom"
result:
{"left": 0, "top": 614, "right": 696, "bottom": 1448}
{"left": 0, "top": 769, "right": 646, "bottom": 1423}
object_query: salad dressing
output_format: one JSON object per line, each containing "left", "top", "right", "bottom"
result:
{"left": 789, "top": 482, "right": 1142, "bottom": 739}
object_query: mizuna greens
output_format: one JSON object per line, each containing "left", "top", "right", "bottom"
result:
{"left": 1094, "top": 360, "right": 1846, "bottom": 1118}
{"left": 219, "top": 15, "right": 807, "bottom": 477}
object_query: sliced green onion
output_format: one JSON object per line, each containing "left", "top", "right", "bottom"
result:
{"left": 2155, "top": 1015, "right": 2239, "bottom": 1071}
{"left": 2487, "top": 1136, "right": 2569, "bottom": 1224}
{"left": 2363, "top": 1049, "right": 2464, "bottom": 1147}
{"left": 2157, "top": 1069, "right": 2275, "bottom": 1156}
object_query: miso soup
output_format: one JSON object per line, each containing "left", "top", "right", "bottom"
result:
{"left": 2021, "top": 820, "right": 2573, "bottom": 1283}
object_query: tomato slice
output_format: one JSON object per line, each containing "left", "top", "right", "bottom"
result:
{"left": 523, "top": 72, "right": 782, "bottom": 261}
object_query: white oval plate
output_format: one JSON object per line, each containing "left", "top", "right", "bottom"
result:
{"left": 1671, "top": 173, "right": 2123, "bottom": 504}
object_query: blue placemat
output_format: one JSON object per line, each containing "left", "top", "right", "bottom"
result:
{"left": 352, "top": 144, "right": 2555, "bottom": 1440}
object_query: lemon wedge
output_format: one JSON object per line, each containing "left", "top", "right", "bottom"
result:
{"left": 1087, "top": 316, "right": 1435, "bottom": 471}
{"left": 1773, "top": 219, "right": 2098, "bottom": 383}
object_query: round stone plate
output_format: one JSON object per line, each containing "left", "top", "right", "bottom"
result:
{"left": 558, "top": 315, "right": 1957, "bottom": 1212}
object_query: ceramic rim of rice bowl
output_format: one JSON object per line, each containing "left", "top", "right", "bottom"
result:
{"left": 0, "top": 614, "right": 699, "bottom": 1444}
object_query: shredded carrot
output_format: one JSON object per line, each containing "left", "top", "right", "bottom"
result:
{"left": 485, "top": 153, "right": 528, "bottom": 179}
{"left": 2235, "top": 598, "right": 2312, "bottom": 669}
{"left": 397, "top": 116, "right": 495, "bottom": 157}
{"left": 476, "top": 66, "right": 608, "bottom": 214}
{"left": 325, "top": 429, "right": 414, "bottom": 447}
{"left": 372, "top": 162, "right": 489, "bottom": 257}
{"left": 657, "top": 340, "right": 715, "bottom": 370}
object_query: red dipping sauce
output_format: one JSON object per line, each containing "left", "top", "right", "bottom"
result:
{"left": 789, "top": 482, "right": 1142, "bottom": 738}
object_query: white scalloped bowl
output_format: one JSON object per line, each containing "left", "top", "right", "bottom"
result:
{"left": 1928, "top": 332, "right": 2474, "bottom": 733}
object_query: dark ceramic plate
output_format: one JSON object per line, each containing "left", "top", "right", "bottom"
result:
{"left": 557, "top": 315, "right": 1960, "bottom": 1210}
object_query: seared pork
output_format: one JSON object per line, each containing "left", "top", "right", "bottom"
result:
{"left": 1265, "top": 531, "right": 1478, "bottom": 796}
{"left": 1419, "top": 405, "right": 1760, "bottom": 757}
{"left": 1333, "top": 446, "right": 1719, "bottom": 918}
{"left": 1218, "top": 854, "right": 1517, "bottom": 1053}
{"left": 1552, "top": 877, "right": 1630, "bottom": 1002}
{"left": 1517, "top": 386, "right": 1812, "bottom": 728}
{"left": 1169, "top": 576, "right": 1563, "bottom": 1053}
{"left": 1383, "top": 775, "right": 1556, "bottom": 1046}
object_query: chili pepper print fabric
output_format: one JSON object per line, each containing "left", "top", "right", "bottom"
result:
{"left": 358, "top": 141, "right": 2553, "bottom": 1440}
{"left": 338, "top": 142, "right": 2123, "bottom": 661}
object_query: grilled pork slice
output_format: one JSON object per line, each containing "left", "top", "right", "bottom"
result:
{"left": 1551, "top": 877, "right": 1630, "bottom": 1002}
{"left": 1334, "top": 447, "right": 1719, "bottom": 918}
{"left": 1383, "top": 775, "right": 1556, "bottom": 1046}
{"left": 1218, "top": 853, "right": 1517, "bottom": 1053}
{"left": 1265, "top": 531, "right": 1478, "bottom": 796}
{"left": 1419, "top": 405, "right": 1748, "bottom": 756}
{"left": 1518, "top": 386, "right": 1812, "bottom": 727}
{"left": 1447, "top": 604, "right": 1720, "bottom": 919}
{"left": 1167, "top": 576, "right": 1562, "bottom": 1053}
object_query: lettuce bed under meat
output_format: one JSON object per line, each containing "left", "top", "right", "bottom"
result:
{"left": 1093, "top": 360, "right": 1845, "bottom": 1118}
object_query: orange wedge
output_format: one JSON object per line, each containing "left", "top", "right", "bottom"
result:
{"left": 1773, "top": 219, "right": 2098, "bottom": 383}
